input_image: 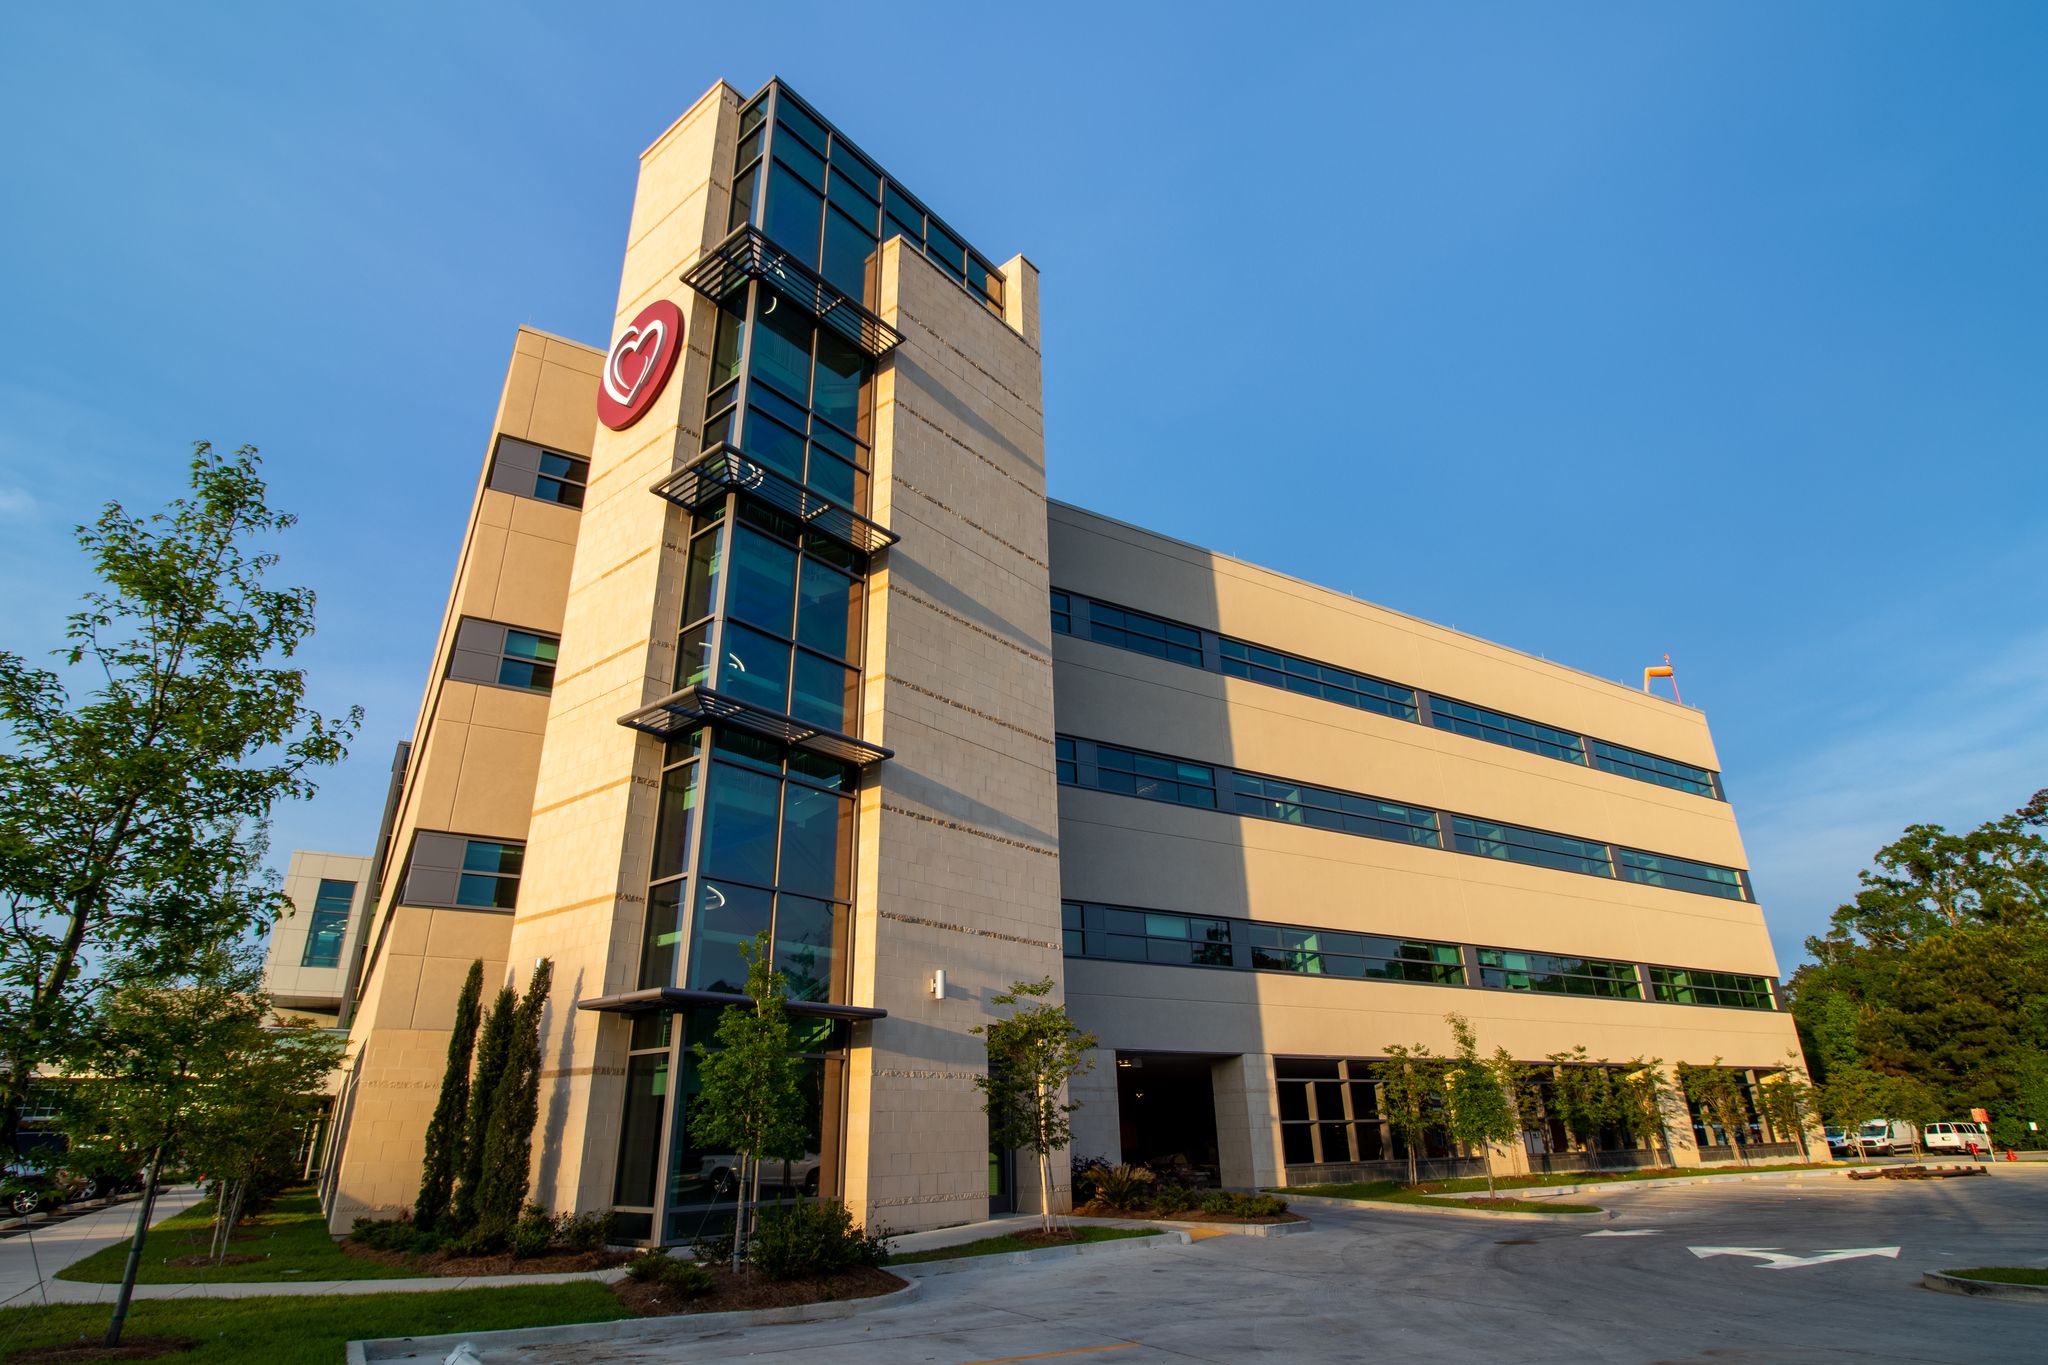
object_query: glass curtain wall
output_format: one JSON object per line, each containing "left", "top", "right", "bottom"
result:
{"left": 614, "top": 82, "right": 957, "bottom": 1246}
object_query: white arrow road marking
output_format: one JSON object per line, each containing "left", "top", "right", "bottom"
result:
{"left": 1689, "top": 1246, "right": 1901, "bottom": 1270}
{"left": 1585, "top": 1229, "right": 1663, "bottom": 1237}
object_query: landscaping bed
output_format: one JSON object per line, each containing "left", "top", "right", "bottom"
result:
{"left": 608, "top": 1263, "right": 904, "bottom": 1316}
{"left": 1074, "top": 1201, "right": 1306, "bottom": 1224}
{"left": 1948, "top": 1267, "right": 2048, "bottom": 1286}
{"left": 338, "top": 1242, "right": 629, "bottom": 1276}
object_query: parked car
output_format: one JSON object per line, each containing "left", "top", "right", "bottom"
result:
{"left": 1922, "top": 1121, "right": 1990, "bottom": 1155}
{"left": 1823, "top": 1127, "right": 1857, "bottom": 1159}
{"left": 1, "top": 1166, "right": 89, "bottom": 1216}
{"left": 1856, "top": 1118, "right": 1919, "bottom": 1156}
{"left": 699, "top": 1152, "right": 822, "bottom": 1198}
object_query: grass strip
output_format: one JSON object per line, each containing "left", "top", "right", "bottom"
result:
{"left": 0, "top": 1284, "right": 628, "bottom": 1365}
{"left": 887, "top": 1225, "right": 1160, "bottom": 1266}
{"left": 1948, "top": 1266, "right": 2048, "bottom": 1286}
{"left": 57, "top": 1187, "right": 417, "bottom": 1284}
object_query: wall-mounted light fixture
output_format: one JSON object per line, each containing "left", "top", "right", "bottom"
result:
{"left": 929, "top": 969, "right": 947, "bottom": 1000}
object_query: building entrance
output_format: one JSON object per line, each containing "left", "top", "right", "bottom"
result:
{"left": 1115, "top": 1052, "right": 1223, "bottom": 1186}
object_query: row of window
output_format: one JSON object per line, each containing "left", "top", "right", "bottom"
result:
{"left": 1057, "top": 735, "right": 1753, "bottom": 902}
{"left": 1060, "top": 900, "right": 1777, "bottom": 1010}
{"left": 1049, "top": 589, "right": 1723, "bottom": 800}
{"left": 447, "top": 618, "right": 562, "bottom": 696}
{"left": 733, "top": 82, "right": 1003, "bottom": 315}
{"left": 486, "top": 435, "right": 589, "bottom": 509}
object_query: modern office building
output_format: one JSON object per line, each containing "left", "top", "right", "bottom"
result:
{"left": 262, "top": 850, "right": 373, "bottom": 1028}
{"left": 323, "top": 76, "right": 1815, "bottom": 1242}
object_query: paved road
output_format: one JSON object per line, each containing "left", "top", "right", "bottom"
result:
{"left": 472, "top": 1172, "right": 2047, "bottom": 1364}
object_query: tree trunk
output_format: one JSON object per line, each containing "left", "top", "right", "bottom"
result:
{"left": 104, "top": 1150, "right": 161, "bottom": 1347}
{"left": 730, "top": 1154, "right": 747, "bottom": 1275}
{"left": 1036, "top": 1078, "right": 1054, "bottom": 1234}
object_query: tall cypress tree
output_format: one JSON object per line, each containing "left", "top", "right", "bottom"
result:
{"left": 452, "top": 983, "right": 517, "bottom": 1233}
{"left": 414, "top": 960, "right": 483, "bottom": 1229}
{"left": 474, "top": 959, "right": 553, "bottom": 1245}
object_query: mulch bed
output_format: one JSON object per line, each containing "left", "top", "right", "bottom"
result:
{"left": 340, "top": 1242, "right": 631, "bottom": 1277}
{"left": 13, "top": 1337, "right": 196, "bottom": 1363}
{"left": 1073, "top": 1202, "right": 1305, "bottom": 1225}
{"left": 609, "top": 1264, "right": 905, "bottom": 1317}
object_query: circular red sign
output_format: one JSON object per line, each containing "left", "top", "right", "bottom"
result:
{"left": 596, "top": 299, "right": 685, "bottom": 431}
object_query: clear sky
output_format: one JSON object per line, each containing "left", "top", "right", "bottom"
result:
{"left": 3, "top": 2, "right": 2043, "bottom": 974}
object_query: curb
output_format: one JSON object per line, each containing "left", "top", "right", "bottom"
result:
{"left": 41, "top": 1267, "right": 628, "bottom": 1301}
{"left": 895, "top": 1229, "right": 1192, "bottom": 1276}
{"left": 1283, "top": 1194, "right": 1614, "bottom": 1222}
{"left": 346, "top": 1274, "right": 921, "bottom": 1362}
{"left": 1922, "top": 1271, "right": 2048, "bottom": 1303}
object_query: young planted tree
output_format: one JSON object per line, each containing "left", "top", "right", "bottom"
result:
{"left": 475, "top": 959, "right": 553, "bottom": 1246}
{"left": 1545, "top": 1047, "right": 1624, "bottom": 1158}
{"left": 691, "top": 934, "right": 807, "bottom": 1269}
{"left": 1443, "top": 1015, "right": 1520, "bottom": 1196}
{"left": 1678, "top": 1060, "right": 1752, "bottom": 1162}
{"left": 1374, "top": 1043, "right": 1450, "bottom": 1185}
{"left": 65, "top": 952, "right": 341, "bottom": 1347}
{"left": 416, "top": 960, "right": 484, "bottom": 1230}
{"left": 1755, "top": 1056, "right": 1821, "bottom": 1153}
{"left": 0, "top": 444, "right": 357, "bottom": 1146}
{"left": 1614, "top": 1058, "right": 1672, "bottom": 1159}
{"left": 451, "top": 983, "right": 517, "bottom": 1233}
{"left": 973, "top": 977, "right": 1097, "bottom": 1236}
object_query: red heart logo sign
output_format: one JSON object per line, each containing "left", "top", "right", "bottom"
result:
{"left": 597, "top": 299, "right": 685, "bottom": 431}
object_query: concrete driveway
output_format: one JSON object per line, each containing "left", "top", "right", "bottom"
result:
{"left": 466, "top": 1171, "right": 2047, "bottom": 1364}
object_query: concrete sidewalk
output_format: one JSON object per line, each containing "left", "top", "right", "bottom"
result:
{"left": 0, "top": 1186, "right": 206, "bottom": 1309}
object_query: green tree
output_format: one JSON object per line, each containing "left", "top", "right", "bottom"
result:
{"left": 1443, "top": 1016, "right": 1519, "bottom": 1196}
{"left": 1545, "top": 1047, "right": 1624, "bottom": 1157}
{"left": 973, "top": 977, "right": 1097, "bottom": 1236}
{"left": 0, "top": 444, "right": 358, "bottom": 1146}
{"left": 63, "top": 951, "right": 340, "bottom": 1347}
{"left": 475, "top": 958, "right": 553, "bottom": 1247}
{"left": 1678, "top": 1060, "right": 1752, "bottom": 1161}
{"left": 1614, "top": 1058, "right": 1672, "bottom": 1158}
{"left": 416, "top": 960, "right": 483, "bottom": 1230}
{"left": 1790, "top": 789, "right": 2048, "bottom": 1148}
{"left": 1755, "top": 1056, "right": 1819, "bottom": 1152}
{"left": 692, "top": 935, "right": 807, "bottom": 1268}
{"left": 452, "top": 982, "right": 516, "bottom": 1232}
{"left": 1374, "top": 1043, "right": 1450, "bottom": 1185}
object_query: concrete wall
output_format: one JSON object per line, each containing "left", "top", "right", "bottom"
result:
{"left": 326, "top": 326, "right": 599, "bottom": 1228}
{"left": 844, "top": 237, "right": 1059, "bottom": 1231}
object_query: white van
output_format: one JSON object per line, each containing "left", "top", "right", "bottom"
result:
{"left": 1923, "top": 1121, "right": 1990, "bottom": 1155}
{"left": 1857, "top": 1119, "right": 1919, "bottom": 1155}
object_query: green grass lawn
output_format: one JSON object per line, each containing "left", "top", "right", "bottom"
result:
{"left": 1948, "top": 1266, "right": 2048, "bottom": 1286}
{"left": 0, "top": 1285, "right": 628, "bottom": 1365}
{"left": 57, "top": 1187, "right": 418, "bottom": 1284}
{"left": 886, "top": 1225, "right": 1161, "bottom": 1266}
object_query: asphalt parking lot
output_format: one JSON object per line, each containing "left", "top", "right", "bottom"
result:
{"left": 466, "top": 1171, "right": 2048, "bottom": 1364}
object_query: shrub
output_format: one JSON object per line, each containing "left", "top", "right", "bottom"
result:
{"left": 1071, "top": 1155, "right": 1111, "bottom": 1206}
{"left": 349, "top": 1215, "right": 443, "bottom": 1255}
{"left": 1195, "top": 1191, "right": 1288, "bottom": 1219}
{"left": 1151, "top": 1184, "right": 1195, "bottom": 1215}
{"left": 511, "top": 1202, "right": 554, "bottom": 1258}
{"left": 558, "top": 1211, "right": 614, "bottom": 1252}
{"left": 1090, "top": 1164, "right": 1157, "bottom": 1211}
{"left": 625, "top": 1248, "right": 713, "bottom": 1296}
{"left": 750, "top": 1199, "right": 890, "bottom": 1281}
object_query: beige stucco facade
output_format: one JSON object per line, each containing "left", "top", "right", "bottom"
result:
{"left": 317, "top": 76, "right": 1816, "bottom": 1242}
{"left": 262, "top": 850, "right": 372, "bottom": 1027}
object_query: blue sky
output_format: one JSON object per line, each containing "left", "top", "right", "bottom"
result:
{"left": 2, "top": 3, "right": 2043, "bottom": 973}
